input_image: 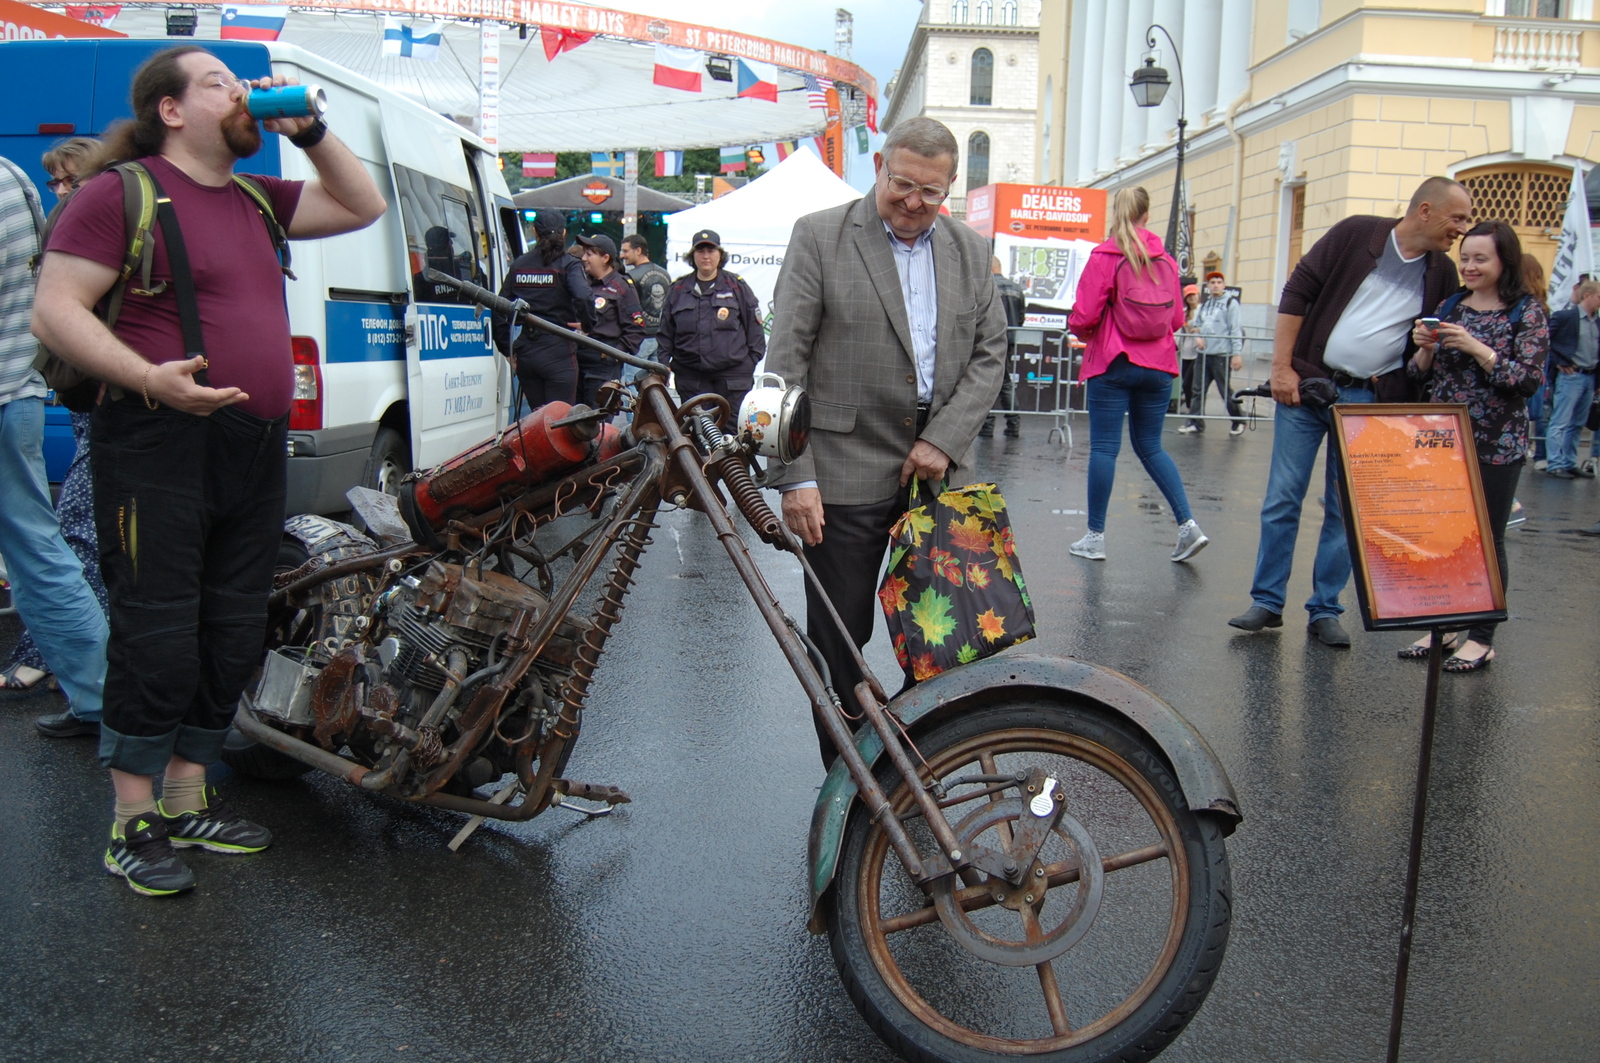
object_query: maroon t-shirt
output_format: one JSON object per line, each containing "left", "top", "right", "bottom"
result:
{"left": 48, "top": 157, "right": 303, "bottom": 419}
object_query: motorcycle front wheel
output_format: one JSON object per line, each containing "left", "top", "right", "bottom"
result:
{"left": 828, "top": 700, "right": 1232, "bottom": 1063}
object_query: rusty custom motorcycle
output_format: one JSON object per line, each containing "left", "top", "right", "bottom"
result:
{"left": 225, "top": 269, "right": 1242, "bottom": 1063}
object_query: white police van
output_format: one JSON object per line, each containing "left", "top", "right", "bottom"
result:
{"left": 2, "top": 37, "right": 520, "bottom": 512}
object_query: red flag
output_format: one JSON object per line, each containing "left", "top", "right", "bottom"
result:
{"left": 541, "top": 25, "right": 594, "bottom": 61}
{"left": 522, "top": 153, "right": 556, "bottom": 178}
{"left": 866, "top": 94, "right": 879, "bottom": 134}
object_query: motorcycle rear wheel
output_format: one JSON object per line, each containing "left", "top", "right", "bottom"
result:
{"left": 828, "top": 700, "right": 1231, "bottom": 1063}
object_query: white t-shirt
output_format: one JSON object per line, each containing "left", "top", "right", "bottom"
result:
{"left": 1322, "top": 230, "right": 1427, "bottom": 379}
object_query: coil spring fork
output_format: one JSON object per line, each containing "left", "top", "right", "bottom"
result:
{"left": 693, "top": 412, "right": 785, "bottom": 545}
{"left": 554, "top": 504, "right": 660, "bottom": 736}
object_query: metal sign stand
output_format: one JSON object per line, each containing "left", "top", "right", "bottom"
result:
{"left": 1385, "top": 626, "right": 1446, "bottom": 1063}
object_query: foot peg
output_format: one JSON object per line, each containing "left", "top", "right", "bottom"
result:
{"left": 551, "top": 779, "right": 631, "bottom": 819}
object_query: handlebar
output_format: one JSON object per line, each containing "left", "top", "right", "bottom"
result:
{"left": 424, "top": 268, "right": 671, "bottom": 378}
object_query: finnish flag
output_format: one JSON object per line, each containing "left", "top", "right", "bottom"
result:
{"left": 382, "top": 16, "right": 443, "bottom": 61}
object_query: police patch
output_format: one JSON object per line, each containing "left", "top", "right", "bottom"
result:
{"left": 595, "top": 297, "right": 607, "bottom": 309}
{"left": 631, "top": 311, "right": 645, "bottom": 325}
{"left": 514, "top": 272, "right": 556, "bottom": 285}
{"left": 717, "top": 307, "right": 730, "bottom": 321}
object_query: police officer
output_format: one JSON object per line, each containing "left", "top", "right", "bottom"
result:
{"left": 659, "top": 229, "right": 765, "bottom": 429}
{"left": 492, "top": 208, "right": 595, "bottom": 410}
{"left": 620, "top": 233, "right": 671, "bottom": 381}
{"left": 573, "top": 233, "right": 645, "bottom": 407}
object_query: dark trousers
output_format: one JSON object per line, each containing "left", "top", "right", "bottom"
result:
{"left": 91, "top": 400, "right": 288, "bottom": 775}
{"left": 1470, "top": 461, "right": 1521, "bottom": 647}
{"left": 802, "top": 489, "right": 908, "bottom": 767}
{"left": 515, "top": 343, "right": 578, "bottom": 410}
{"left": 577, "top": 358, "right": 622, "bottom": 409}
{"left": 673, "top": 372, "right": 750, "bottom": 433}
{"left": 1182, "top": 355, "right": 1244, "bottom": 429}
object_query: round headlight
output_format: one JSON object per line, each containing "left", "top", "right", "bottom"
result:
{"left": 738, "top": 373, "right": 811, "bottom": 464}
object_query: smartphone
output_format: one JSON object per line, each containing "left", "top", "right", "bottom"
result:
{"left": 1420, "top": 317, "right": 1441, "bottom": 331}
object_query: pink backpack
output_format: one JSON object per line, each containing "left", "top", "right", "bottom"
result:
{"left": 1110, "top": 254, "right": 1178, "bottom": 341}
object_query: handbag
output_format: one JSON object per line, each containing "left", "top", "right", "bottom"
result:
{"left": 878, "top": 480, "right": 1036, "bottom": 682}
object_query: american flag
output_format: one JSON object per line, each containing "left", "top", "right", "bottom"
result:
{"left": 802, "top": 73, "right": 834, "bottom": 111}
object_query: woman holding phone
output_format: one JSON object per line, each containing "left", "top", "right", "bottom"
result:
{"left": 1400, "top": 220, "right": 1547, "bottom": 671}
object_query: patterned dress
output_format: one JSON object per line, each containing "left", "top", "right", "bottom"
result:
{"left": 1407, "top": 296, "right": 1548, "bottom": 464}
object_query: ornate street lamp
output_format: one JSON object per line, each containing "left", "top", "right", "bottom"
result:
{"left": 1129, "top": 26, "right": 1189, "bottom": 278}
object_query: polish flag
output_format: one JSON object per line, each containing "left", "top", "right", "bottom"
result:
{"left": 736, "top": 58, "right": 778, "bottom": 102}
{"left": 654, "top": 44, "right": 703, "bottom": 93}
{"left": 220, "top": 4, "right": 288, "bottom": 42}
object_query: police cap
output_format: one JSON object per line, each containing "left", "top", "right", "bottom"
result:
{"left": 532, "top": 208, "right": 566, "bottom": 236}
{"left": 691, "top": 229, "right": 721, "bottom": 249}
{"left": 575, "top": 233, "right": 618, "bottom": 261}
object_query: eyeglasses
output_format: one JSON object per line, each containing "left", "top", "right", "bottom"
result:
{"left": 198, "top": 72, "right": 248, "bottom": 92}
{"left": 47, "top": 175, "right": 77, "bottom": 192}
{"left": 884, "top": 171, "right": 951, "bottom": 205}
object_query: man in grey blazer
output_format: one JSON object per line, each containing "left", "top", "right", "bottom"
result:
{"left": 767, "top": 117, "right": 1007, "bottom": 764}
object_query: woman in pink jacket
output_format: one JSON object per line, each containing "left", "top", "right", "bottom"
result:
{"left": 1066, "top": 187, "right": 1209, "bottom": 562}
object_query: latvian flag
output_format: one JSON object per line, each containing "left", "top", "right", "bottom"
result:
{"left": 522, "top": 153, "right": 557, "bottom": 178}
{"left": 653, "top": 44, "right": 703, "bottom": 93}
{"left": 719, "top": 146, "right": 747, "bottom": 174}
{"left": 654, "top": 150, "right": 684, "bottom": 178}
{"left": 802, "top": 73, "right": 834, "bottom": 111}
{"left": 220, "top": 4, "right": 288, "bottom": 42}
{"left": 736, "top": 59, "right": 778, "bottom": 102}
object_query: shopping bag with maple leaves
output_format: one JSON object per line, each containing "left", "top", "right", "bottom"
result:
{"left": 878, "top": 480, "right": 1036, "bottom": 682}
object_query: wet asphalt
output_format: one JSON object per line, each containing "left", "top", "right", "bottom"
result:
{"left": 2, "top": 407, "right": 1598, "bottom": 1063}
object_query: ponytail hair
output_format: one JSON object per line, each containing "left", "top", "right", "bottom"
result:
{"left": 1110, "top": 186, "right": 1152, "bottom": 275}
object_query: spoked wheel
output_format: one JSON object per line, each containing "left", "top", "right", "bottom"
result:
{"left": 828, "top": 701, "right": 1232, "bottom": 1063}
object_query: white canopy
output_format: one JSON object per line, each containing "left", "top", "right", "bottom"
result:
{"left": 666, "top": 148, "right": 861, "bottom": 315}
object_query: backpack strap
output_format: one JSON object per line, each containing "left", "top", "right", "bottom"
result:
{"left": 103, "top": 162, "right": 160, "bottom": 331}
{"left": 141, "top": 167, "right": 209, "bottom": 381}
{"left": 1434, "top": 290, "right": 1468, "bottom": 322}
{"left": 231, "top": 173, "right": 295, "bottom": 280}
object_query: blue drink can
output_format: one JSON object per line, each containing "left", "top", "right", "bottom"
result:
{"left": 246, "top": 84, "right": 328, "bottom": 120}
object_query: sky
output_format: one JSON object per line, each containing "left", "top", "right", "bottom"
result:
{"left": 596, "top": 0, "right": 927, "bottom": 190}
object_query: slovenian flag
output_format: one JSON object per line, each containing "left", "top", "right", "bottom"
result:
{"left": 522, "top": 153, "right": 556, "bottom": 178}
{"left": 719, "top": 146, "right": 746, "bottom": 174}
{"left": 653, "top": 45, "right": 703, "bottom": 93}
{"left": 736, "top": 59, "right": 778, "bottom": 102}
{"left": 220, "top": 4, "right": 287, "bottom": 41}
{"left": 382, "top": 16, "right": 443, "bottom": 61}
{"left": 654, "top": 150, "right": 683, "bottom": 178}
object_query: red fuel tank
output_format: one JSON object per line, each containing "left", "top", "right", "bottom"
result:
{"left": 400, "top": 403, "right": 597, "bottom": 544}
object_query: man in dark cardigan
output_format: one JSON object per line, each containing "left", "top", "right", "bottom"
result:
{"left": 1229, "top": 177, "right": 1472, "bottom": 646}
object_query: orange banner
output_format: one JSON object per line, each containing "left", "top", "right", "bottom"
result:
{"left": 965, "top": 183, "right": 1106, "bottom": 243}
{"left": 0, "top": 0, "right": 124, "bottom": 38}
{"left": 1337, "top": 408, "right": 1502, "bottom": 623}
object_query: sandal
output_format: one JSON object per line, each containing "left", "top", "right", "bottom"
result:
{"left": 1442, "top": 645, "right": 1495, "bottom": 673}
{"left": 0, "top": 663, "right": 58, "bottom": 697}
{"left": 1396, "top": 631, "right": 1461, "bottom": 660}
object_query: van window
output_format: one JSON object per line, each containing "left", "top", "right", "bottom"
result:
{"left": 395, "top": 163, "right": 487, "bottom": 305}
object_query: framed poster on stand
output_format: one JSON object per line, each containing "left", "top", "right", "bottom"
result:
{"left": 1331, "top": 403, "right": 1506, "bottom": 633}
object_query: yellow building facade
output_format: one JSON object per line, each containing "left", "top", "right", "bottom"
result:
{"left": 1039, "top": 1, "right": 1600, "bottom": 307}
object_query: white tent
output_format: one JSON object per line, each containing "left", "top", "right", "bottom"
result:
{"left": 666, "top": 149, "right": 862, "bottom": 317}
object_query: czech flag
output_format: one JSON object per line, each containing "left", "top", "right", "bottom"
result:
{"left": 719, "top": 146, "right": 746, "bottom": 174}
{"left": 220, "top": 4, "right": 288, "bottom": 42}
{"left": 735, "top": 59, "right": 778, "bottom": 102}
{"left": 654, "top": 150, "right": 683, "bottom": 178}
{"left": 522, "top": 153, "right": 556, "bottom": 178}
{"left": 653, "top": 45, "right": 703, "bottom": 93}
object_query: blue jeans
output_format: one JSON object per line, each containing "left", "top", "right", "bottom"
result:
{"left": 1248, "top": 384, "right": 1375, "bottom": 621}
{"left": 625, "top": 336, "right": 659, "bottom": 384}
{"left": 1527, "top": 380, "right": 1548, "bottom": 462}
{"left": 1546, "top": 369, "right": 1596, "bottom": 472}
{"left": 0, "top": 397, "right": 107, "bottom": 719}
{"left": 1085, "top": 356, "right": 1193, "bottom": 532}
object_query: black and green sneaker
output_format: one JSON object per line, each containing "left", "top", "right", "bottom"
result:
{"left": 104, "top": 816, "right": 196, "bottom": 896}
{"left": 160, "top": 785, "right": 272, "bottom": 854}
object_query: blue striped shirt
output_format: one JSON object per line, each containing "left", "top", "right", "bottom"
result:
{"left": 0, "top": 157, "right": 47, "bottom": 406}
{"left": 885, "top": 221, "right": 938, "bottom": 402}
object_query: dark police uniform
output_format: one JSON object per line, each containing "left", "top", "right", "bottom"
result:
{"left": 578, "top": 270, "right": 645, "bottom": 407}
{"left": 492, "top": 248, "right": 596, "bottom": 409}
{"left": 659, "top": 269, "right": 766, "bottom": 428}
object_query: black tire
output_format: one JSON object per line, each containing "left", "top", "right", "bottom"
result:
{"left": 362, "top": 425, "right": 411, "bottom": 497}
{"left": 827, "top": 700, "right": 1232, "bottom": 1063}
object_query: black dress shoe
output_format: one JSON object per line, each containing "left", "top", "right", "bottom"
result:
{"left": 1228, "top": 605, "right": 1283, "bottom": 631}
{"left": 1308, "top": 617, "right": 1352, "bottom": 647}
{"left": 35, "top": 711, "right": 99, "bottom": 738}
{"left": 1548, "top": 467, "right": 1576, "bottom": 479}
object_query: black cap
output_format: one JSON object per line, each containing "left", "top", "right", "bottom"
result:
{"left": 575, "top": 233, "right": 618, "bottom": 261}
{"left": 691, "top": 229, "right": 721, "bottom": 249}
{"left": 532, "top": 208, "right": 565, "bottom": 236}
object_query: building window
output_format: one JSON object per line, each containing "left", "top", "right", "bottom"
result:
{"left": 950, "top": 0, "right": 968, "bottom": 24}
{"left": 970, "top": 48, "right": 993, "bottom": 106}
{"left": 967, "top": 132, "right": 990, "bottom": 191}
{"left": 976, "top": 0, "right": 993, "bottom": 23}
{"left": 1460, "top": 164, "right": 1572, "bottom": 276}
{"left": 1505, "top": 0, "right": 1564, "bottom": 16}
{"left": 1000, "top": 0, "right": 1018, "bottom": 25}
{"left": 1288, "top": 186, "right": 1306, "bottom": 276}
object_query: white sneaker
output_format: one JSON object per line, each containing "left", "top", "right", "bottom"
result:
{"left": 1229, "top": 423, "right": 1245, "bottom": 436}
{"left": 1176, "top": 423, "right": 1199, "bottom": 434}
{"left": 1171, "top": 520, "right": 1209, "bottom": 562}
{"left": 1534, "top": 459, "right": 1548, "bottom": 471}
{"left": 1070, "top": 531, "right": 1106, "bottom": 560}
